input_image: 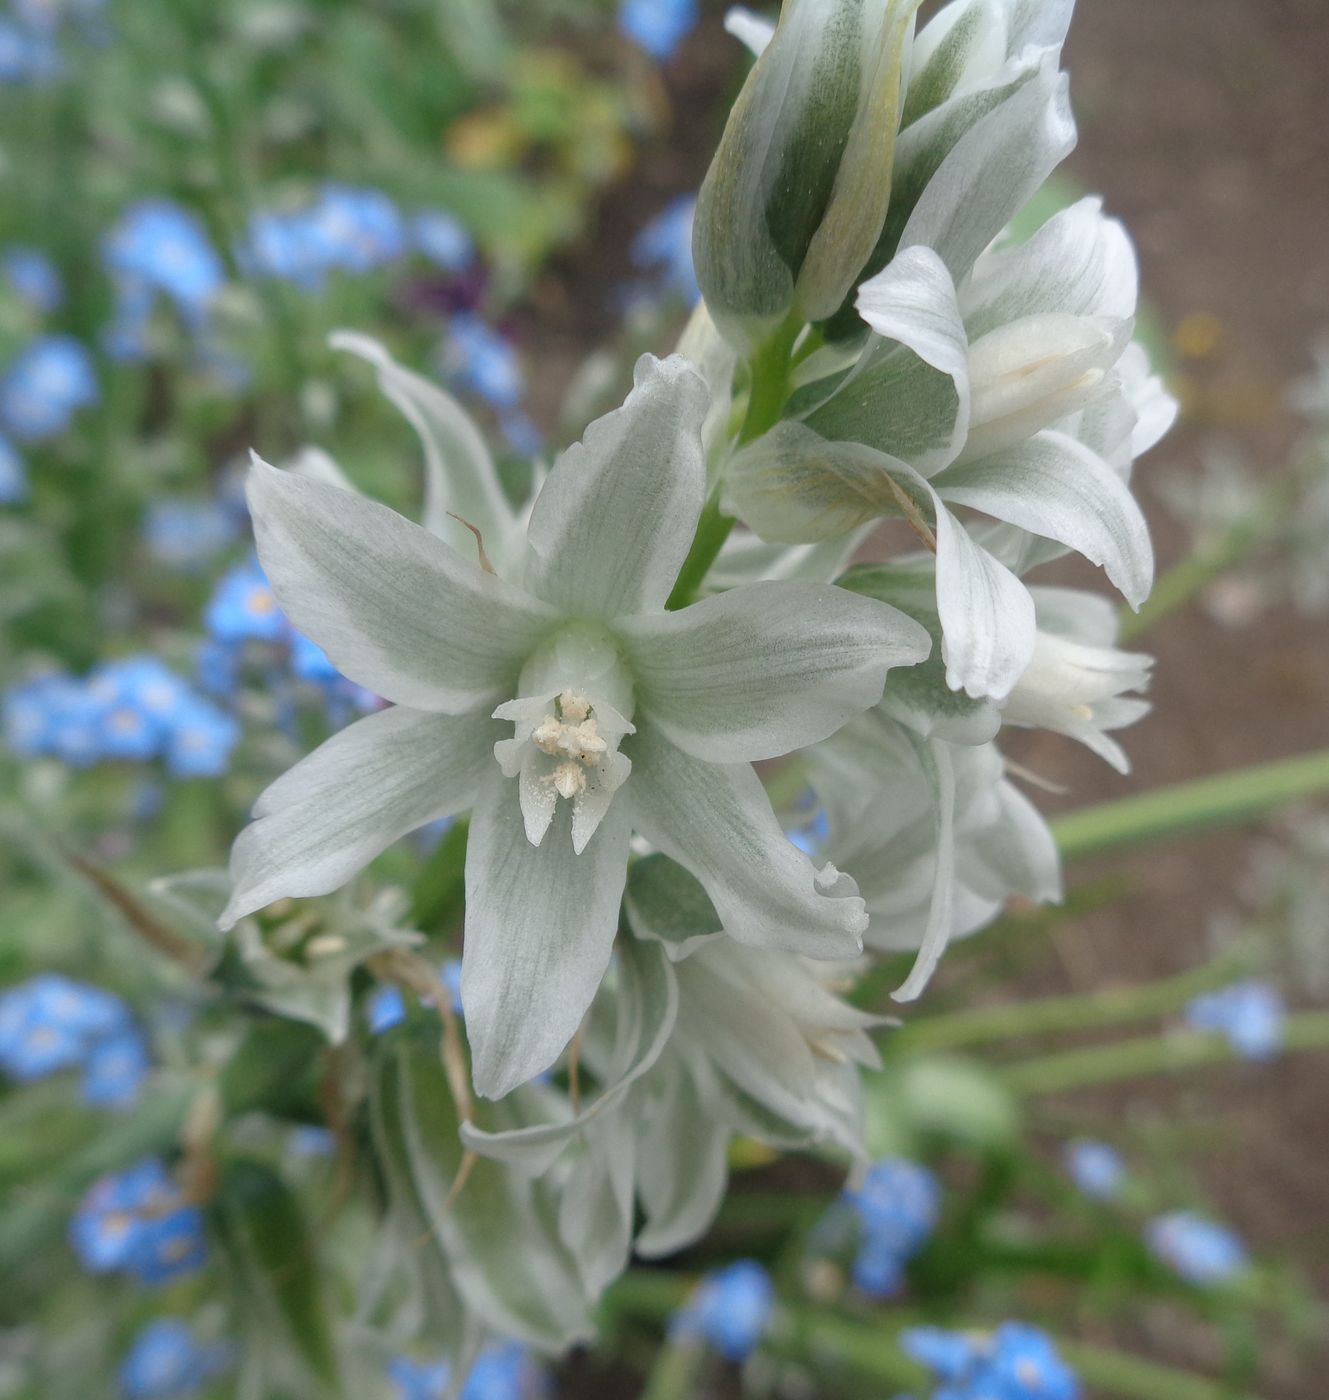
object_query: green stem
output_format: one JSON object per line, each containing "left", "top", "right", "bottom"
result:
{"left": 895, "top": 945, "right": 1257, "bottom": 1055}
{"left": 665, "top": 316, "right": 800, "bottom": 611}
{"left": 639, "top": 1338, "right": 708, "bottom": 1400}
{"left": 998, "top": 1010, "right": 1329, "bottom": 1097}
{"left": 1051, "top": 748, "right": 1329, "bottom": 862}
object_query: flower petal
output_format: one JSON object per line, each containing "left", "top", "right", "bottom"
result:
{"left": 724, "top": 6, "right": 775, "bottom": 56}
{"left": 625, "top": 727, "right": 866, "bottom": 958}
{"left": 963, "top": 197, "right": 1138, "bottom": 339}
{"left": 892, "top": 735, "right": 957, "bottom": 1002}
{"left": 929, "top": 485, "right": 1037, "bottom": 700}
{"left": 899, "top": 53, "right": 1076, "bottom": 284}
{"left": 462, "top": 769, "right": 630, "bottom": 1099}
{"left": 622, "top": 581, "right": 930, "bottom": 762}
{"left": 247, "top": 455, "right": 555, "bottom": 712}
{"left": 222, "top": 706, "right": 493, "bottom": 927}
{"left": 523, "top": 355, "right": 709, "bottom": 620}
{"left": 330, "top": 331, "right": 518, "bottom": 560}
{"left": 935, "top": 429, "right": 1155, "bottom": 608}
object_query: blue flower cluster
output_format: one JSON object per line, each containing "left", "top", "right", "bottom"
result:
{"left": 1185, "top": 980, "right": 1285, "bottom": 1060}
{"left": 671, "top": 1259, "right": 775, "bottom": 1363}
{"left": 388, "top": 1342, "right": 546, "bottom": 1400}
{"left": 4, "top": 655, "right": 240, "bottom": 776}
{"left": 1062, "top": 1140, "right": 1126, "bottom": 1203}
{"left": 367, "top": 959, "right": 464, "bottom": 1035}
{"left": 0, "top": 333, "right": 98, "bottom": 441}
{"left": 0, "top": 974, "right": 149, "bottom": 1107}
{"left": 901, "top": 1322, "right": 1080, "bottom": 1400}
{"left": 102, "top": 200, "right": 227, "bottom": 360}
{"left": 1145, "top": 1211, "right": 1249, "bottom": 1287}
{"left": 844, "top": 1158, "right": 940, "bottom": 1298}
{"left": 201, "top": 556, "right": 377, "bottom": 719}
{"left": 240, "top": 186, "right": 475, "bottom": 289}
{"left": 70, "top": 1157, "right": 208, "bottom": 1285}
{"left": 629, "top": 196, "right": 699, "bottom": 305}
{"left": 618, "top": 0, "right": 698, "bottom": 62}
{"left": 119, "top": 1318, "right": 230, "bottom": 1399}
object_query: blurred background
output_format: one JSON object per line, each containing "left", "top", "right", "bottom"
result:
{"left": 1, "top": 0, "right": 1327, "bottom": 1396}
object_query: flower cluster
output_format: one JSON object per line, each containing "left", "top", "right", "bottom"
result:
{"left": 844, "top": 1157, "right": 940, "bottom": 1297}
{"left": 388, "top": 1343, "right": 547, "bottom": 1400}
{"left": 0, "top": 333, "right": 98, "bottom": 441}
{"left": 70, "top": 1158, "right": 208, "bottom": 1285}
{"left": 4, "top": 655, "right": 240, "bottom": 776}
{"left": 902, "top": 1323, "right": 1080, "bottom": 1400}
{"left": 0, "top": 974, "right": 149, "bottom": 1107}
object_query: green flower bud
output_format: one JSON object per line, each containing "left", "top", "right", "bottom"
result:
{"left": 693, "top": 0, "right": 921, "bottom": 353}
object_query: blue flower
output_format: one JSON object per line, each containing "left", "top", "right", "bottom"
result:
{"left": 844, "top": 1159, "right": 939, "bottom": 1296}
{"left": 786, "top": 800, "right": 829, "bottom": 857}
{"left": 0, "top": 334, "right": 98, "bottom": 441}
{"left": 412, "top": 210, "right": 474, "bottom": 273}
{"left": 0, "top": 18, "right": 61, "bottom": 84}
{"left": 903, "top": 1322, "right": 1080, "bottom": 1400}
{"left": 70, "top": 1157, "right": 207, "bottom": 1282}
{"left": 631, "top": 196, "right": 699, "bottom": 303}
{"left": 103, "top": 200, "right": 226, "bottom": 326}
{"left": 1185, "top": 980, "right": 1285, "bottom": 1060}
{"left": 165, "top": 697, "right": 240, "bottom": 777}
{"left": 119, "top": 1318, "right": 226, "bottom": 1399}
{"left": 289, "top": 1125, "right": 336, "bottom": 1157}
{"left": 1145, "top": 1211, "right": 1249, "bottom": 1287}
{"left": 1063, "top": 1140, "right": 1125, "bottom": 1202}
{"left": 3, "top": 244, "right": 63, "bottom": 312}
{"left": 618, "top": 0, "right": 698, "bottom": 61}
{"left": 388, "top": 1356, "right": 450, "bottom": 1400}
{"left": 499, "top": 408, "right": 543, "bottom": 458}
{"left": 205, "top": 558, "right": 287, "bottom": 644}
{"left": 671, "top": 1259, "right": 774, "bottom": 1362}
{"left": 0, "top": 974, "right": 141, "bottom": 1094}
{"left": 143, "top": 498, "right": 238, "bottom": 569}
{"left": 461, "top": 1342, "right": 547, "bottom": 1400}
{"left": 237, "top": 207, "right": 329, "bottom": 289}
{"left": 0, "top": 432, "right": 26, "bottom": 502}
{"left": 367, "top": 984, "right": 407, "bottom": 1034}
{"left": 308, "top": 184, "right": 407, "bottom": 274}
{"left": 441, "top": 314, "right": 524, "bottom": 411}
{"left": 82, "top": 1028, "right": 152, "bottom": 1108}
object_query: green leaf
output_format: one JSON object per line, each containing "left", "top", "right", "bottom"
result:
{"left": 216, "top": 1159, "right": 342, "bottom": 1396}
{"left": 623, "top": 853, "right": 724, "bottom": 961}
{"left": 370, "top": 1032, "right": 595, "bottom": 1351}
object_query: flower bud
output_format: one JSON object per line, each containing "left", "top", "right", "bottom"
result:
{"left": 694, "top": 0, "right": 921, "bottom": 352}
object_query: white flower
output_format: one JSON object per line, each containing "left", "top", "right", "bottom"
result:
{"left": 220, "top": 353, "right": 930, "bottom": 1097}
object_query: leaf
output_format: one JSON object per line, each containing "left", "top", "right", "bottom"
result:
{"left": 216, "top": 1159, "right": 343, "bottom": 1396}
{"left": 370, "top": 1033, "right": 595, "bottom": 1352}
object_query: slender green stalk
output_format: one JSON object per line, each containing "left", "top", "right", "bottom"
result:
{"left": 895, "top": 945, "right": 1257, "bottom": 1055}
{"left": 1051, "top": 749, "right": 1329, "bottom": 862}
{"left": 639, "top": 1338, "right": 708, "bottom": 1400}
{"left": 998, "top": 1010, "right": 1329, "bottom": 1097}
{"left": 666, "top": 316, "right": 800, "bottom": 610}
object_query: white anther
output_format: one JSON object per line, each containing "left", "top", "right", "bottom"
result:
{"left": 548, "top": 762, "right": 587, "bottom": 799}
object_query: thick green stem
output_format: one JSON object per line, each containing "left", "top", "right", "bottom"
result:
{"left": 998, "top": 1010, "right": 1329, "bottom": 1097}
{"left": 665, "top": 316, "right": 800, "bottom": 611}
{"left": 1051, "top": 749, "right": 1329, "bottom": 862}
{"left": 895, "top": 945, "right": 1257, "bottom": 1055}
